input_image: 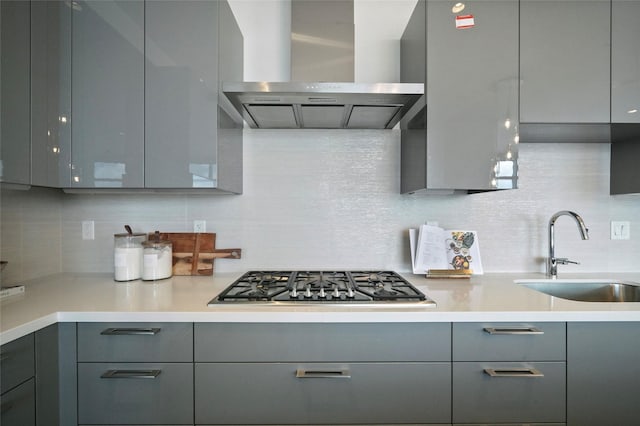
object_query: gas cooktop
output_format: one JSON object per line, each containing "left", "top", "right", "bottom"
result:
{"left": 209, "top": 270, "right": 436, "bottom": 306}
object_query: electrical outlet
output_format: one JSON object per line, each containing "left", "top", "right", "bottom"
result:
{"left": 611, "top": 221, "right": 631, "bottom": 240}
{"left": 82, "top": 220, "right": 95, "bottom": 240}
{"left": 193, "top": 220, "right": 206, "bottom": 233}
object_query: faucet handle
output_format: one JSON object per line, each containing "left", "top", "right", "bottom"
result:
{"left": 555, "top": 258, "right": 580, "bottom": 266}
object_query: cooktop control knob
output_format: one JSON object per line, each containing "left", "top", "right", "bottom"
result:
{"left": 347, "top": 287, "right": 354, "bottom": 298}
{"left": 305, "top": 285, "right": 312, "bottom": 298}
{"left": 319, "top": 287, "right": 326, "bottom": 298}
{"left": 290, "top": 287, "right": 297, "bottom": 298}
{"left": 333, "top": 286, "right": 340, "bottom": 298}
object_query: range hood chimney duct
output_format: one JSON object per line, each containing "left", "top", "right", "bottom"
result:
{"left": 291, "top": 0, "right": 354, "bottom": 82}
{"left": 222, "top": 0, "right": 424, "bottom": 130}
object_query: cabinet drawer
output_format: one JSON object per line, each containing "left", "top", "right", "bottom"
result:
{"left": 0, "top": 333, "right": 35, "bottom": 393}
{"left": 195, "top": 322, "right": 450, "bottom": 362}
{"left": 453, "top": 322, "right": 566, "bottom": 361}
{"left": 0, "top": 378, "right": 35, "bottom": 426}
{"left": 196, "top": 362, "right": 451, "bottom": 424}
{"left": 77, "top": 322, "right": 192, "bottom": 362}
{"left": 78, "top": 362, "right": 193, "bottom": 424}
{"left": 453, "top": 361, "right": 566, "bottom": 424}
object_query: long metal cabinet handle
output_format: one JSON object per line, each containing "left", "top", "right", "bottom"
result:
{"left": 101, "top": 369, "right": 162, "bottom": 379}
{"left": 296, "top": 368, "right": 351, "bottom": 379}
{"left": 100, "top": 328, "right": 161, "bottom": 335}
{"left": 484, "top": 368, "right": 544, "bottom": 378}
{"left": 483, "top": 327, "right": 543, "bottom": 335}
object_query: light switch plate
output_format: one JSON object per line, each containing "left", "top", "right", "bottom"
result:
{"left": 193, "top": 220, "right": 206, "bottom": 233}
{"left": 611, "top": 221, "right": 630, "bottom": 240}
{"left": 82, "top": 220, "right": 95, "bottom": 240}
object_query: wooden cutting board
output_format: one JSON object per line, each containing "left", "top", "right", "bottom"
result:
{"left": 149, "top": 232, "right": 241, "bottom": 276}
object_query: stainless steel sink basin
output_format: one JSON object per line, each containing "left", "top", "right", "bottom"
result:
{"left": 516, "top": 279, "right": 640, "bottom": 302}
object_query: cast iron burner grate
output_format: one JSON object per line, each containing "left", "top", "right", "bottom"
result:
{"left": 212, "top": 270, "right": 431, "bottom": 304}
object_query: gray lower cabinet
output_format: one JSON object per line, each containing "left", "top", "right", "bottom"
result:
{"left": 452, "top": 322, "right": 566, "bottom": 425}
{"left": 194, "top": 322, "right": 452, "bottom": 425}
{"left": 1, "top": 334, "right": 35, "bottom": 426}
{"left": 567, "top": 322, "right": 640, "bottom": 426}
{"left": 76, "top": 322, "right": 194, "bottom": 425}
{"left": 1, "top": 325, "right": 65, "bottom": 426}
{"left": 1, "top": 379, "right": 36, "bottom": 426}
{"left": 196, "top": 362, "right": 450, "bottom": 425}
{"left": 78, "top": 362, "right": 193, "bottom": 425}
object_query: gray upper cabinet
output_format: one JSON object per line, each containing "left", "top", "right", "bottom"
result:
{"left": 31, "top": 1, "right": 72, "bottom": 188}
{"left": 610, "top": 0, "right": 640, "bottom": 194}
{"left": 71, "top": 0, "right": 145, "bottom": 188}
{"left": 70, "top": 0, "right": 241, "bottom": 191}
{"left": 145, "top": 0, "right": 242, "bottom": 191}
{"left": 611, "top": 0, "right": 640, "bottom": 123}
{"left": 1, "top": 0, "right": 31, "bottom": 186}
{"left": 520, "top": 0, "right": 611, "bottom": 123}
{"left": 401, "top": 0, "right": 519, "bottom": 193}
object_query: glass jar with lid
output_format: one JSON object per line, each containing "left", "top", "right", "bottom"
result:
{"left": 114, "top": 231, "right": 146, "bottom": 281}
{"left": 142, "top": 235, "right": 173, "bottom": 281}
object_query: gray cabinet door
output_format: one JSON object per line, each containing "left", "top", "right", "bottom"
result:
{"left": 612, "top": 0, "right": 640, "bottom": 123}
{"left": 0, "top": 378, "right": 35, "bottom": 426}
{"left": 0, "top": 333, "right": 35, "bottom": 394}
{"left": 30, "top": 1, "right": 72, "bottom": 188}
{"left": 71, "top": 0, "right": 144, "bottom": 188}
{"left": 35, "top": 324, "right": 60, "bottom": 426}
{"left": 401, "top": 0, "right": 519, "bottom": 192}
{"left": 195, "top": 322, "right": 451, "bottom": 362}
{"left": 567, "top": 322, "right": 640, "bottom": 426}
{"left": 453, "top": 322, "right": 566, "bottom": 361}
{"left": 0, "top": 0, "right": 31, "bottom": 185}
{"left": 144, "top": 0, "right": 219, "bottom": 188}
{"left": 452, "top": 361, "right": 566, "bottom": 424}
{"left": 77, "top": 362, "right": 193, "bottom": 425}
{"left": 77, "top": 322, "right": 193, "bottom": 362}
{"left": 520, "top": 0, "right": 610, "bottom": 123}
{"left": 196, "top": 362, "right": 451, "bottom": 425}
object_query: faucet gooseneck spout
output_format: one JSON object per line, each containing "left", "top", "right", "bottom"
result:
{"left": 548, "top": 210, "right": 589, "bottom": 279}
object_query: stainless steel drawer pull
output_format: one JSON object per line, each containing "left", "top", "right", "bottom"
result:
{"left": 483, "top": 326, "right": 543, "bottom": 335}
{"left": 296, "top": 368, "right": 351, "bottom": 379}
{"left": 101, "top": 369, "right": 162, "bottom": 379}
{"left": 484, "top": 368, "right": 544, "bottom": 378}
{"left": 100, "top": 328, "right": 161, "bottom": 335}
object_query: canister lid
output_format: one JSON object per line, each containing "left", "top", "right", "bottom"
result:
{"left": 114, "top": 232, "right": 146, "bottom": 238}
{"left": 142, "top": 239, "right": 172, "bottom": 248}
{"left": 143, "top": 230, "right": 172, "bottom": 247}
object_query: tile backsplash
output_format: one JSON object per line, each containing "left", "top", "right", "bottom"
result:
{"left": 2, "top": 130, "right": 640, "bottom": 284}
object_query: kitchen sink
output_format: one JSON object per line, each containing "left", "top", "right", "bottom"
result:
{"left": 516, "top": 279, "right": 640, "bottom": 302}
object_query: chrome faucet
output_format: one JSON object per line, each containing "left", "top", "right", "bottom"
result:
{"left": 548, "top": 210, "right": 589, "bottom": 279}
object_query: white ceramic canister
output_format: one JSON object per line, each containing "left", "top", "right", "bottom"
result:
{"left": 142, "top": 239, "right": 173, "bottom": 281}
{"left": 114, "top": 232, "right": 146, "bottom": 281}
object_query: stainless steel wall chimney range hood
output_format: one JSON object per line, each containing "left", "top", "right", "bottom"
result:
{"left": 222, "top": 0, "right": 424, "bottom": 130}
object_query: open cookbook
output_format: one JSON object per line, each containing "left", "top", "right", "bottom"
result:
{"left": 409, "top": 224, "right": 483, "bottom": 275}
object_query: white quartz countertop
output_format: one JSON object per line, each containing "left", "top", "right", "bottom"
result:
{"left": 3, "top": 271, "right": 640, "bottom": 344}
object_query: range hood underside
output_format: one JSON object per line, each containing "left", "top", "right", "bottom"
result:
{"left": 223, "top": 82, "right": 424, "bottom": 129}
